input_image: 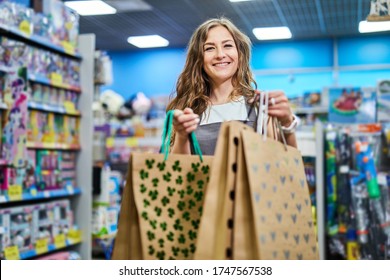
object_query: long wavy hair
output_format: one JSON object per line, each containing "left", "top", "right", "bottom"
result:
{"left": 166, "top": 17, "right": 257, "bottom": 117}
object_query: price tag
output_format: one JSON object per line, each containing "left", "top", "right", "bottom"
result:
{"left": 106, "top": 137, "right": 114, "bottom": 148}
{"left": 30, "top": 188, "right": 37, "bottom": 197}
{"left": 19, "top": 20, "right": 31, "bottom": 36}
{"left": 35, "top": 238, "right": 48, "bottom": 255}
{"left": 8, "top": 185, "right": 23, "bottom": 201}
{"left": 5, "top": 246, "right": 20, "bottom": 260}
{"left": 43, "top": 191, "right": 50, "bottom": 198}
{"left": 50, "top": 73, "right": 63, "bottom": 86}
{"left": 63, "top": 101, "right": 77, "bottom": 114}
{"left": 67, "top": 229, "right": 82, "bottom": 243}
{"left": 66, "top": 184, "right": 74, "bottom": 195}
{"left": 126, "top": 138, "right": 139, "bottom": 147}
{"left": 61, "top": 41, "right": 75, "bottom": 56}
{"left": 54, "top": 234, "right": 66, "bottom": 249}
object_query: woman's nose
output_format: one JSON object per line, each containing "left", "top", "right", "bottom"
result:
{"left": 215, "top": 47, "right": 225, "bottom": 58}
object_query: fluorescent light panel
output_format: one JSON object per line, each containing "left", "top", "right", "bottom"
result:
{"left": 127, "top": 35, "right": 169, "bottom": 48}
{"left": 252, "top": 26, "right": 292, "bottom": 40}
{"left": 359, "top": 20, "right": 390, "bottom": 33}
{"left": 229, "top": 0, "right": 253, "bottom": 2}
{"left": 64, "top": 1, "right": 116, "bottom": 16}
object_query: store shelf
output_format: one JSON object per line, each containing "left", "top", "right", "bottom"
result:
{"left": 106, "top": 136, "right": 161, "bottom": 148}
{"left": 27, "top": 142, "right": 81, "bottom": 150}
{"left": 0, "top": 23, "right": 82, "bottom": 60}
{"left": 0, "top": 187, "right": 81, "bottom": 204}
{"left": 293, "top": 106, "right": 328, "bottom": 114}
{"left": 3, "top": 232, "right": 82, "bottom": 260}
{"left": 29, "top": 73, "right": 82, "bottom": 92}
{"left": 28, "top": 101, "right": 81, "bottom": 116}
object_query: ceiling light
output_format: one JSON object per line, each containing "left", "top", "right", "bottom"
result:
{"left": 127, "top": 35, "right": 169, "bottom": 48}
{"left": 252, "top": 26, "right": 292, "bottom": 40}
{"left": 64, "top": 1, "right": 117, "bottom": 16}
{"left": 229, "top": 0, "right": 253, "bottom": 2}
{"left": 359, "top": 20, "right": 390, "bottom": 33}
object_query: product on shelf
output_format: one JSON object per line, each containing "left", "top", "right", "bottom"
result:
{"left": 33, "top": 202, "right": 55, "bottom": 243}
{"left": 2, "top": 68, "right": 28, "bottom": 168}
{"left": 0, "top": 37, "right": 30, "bottom": 68}
{"left": 60, "top": 151, "right": 77, "bottom": 188}
{"left": 377, "top": 80, "right": 390, "bottom": 122}
{"left": 1, "top": 199, "right": 77, "bottom": 259}
{"left": 328, "top": 87, "right": 377, "bottom": 124}
{"left": 42, "top": 0, "right": 80, "bottom": 50}
{"left": 1, "top": 205, "right": 35, "bottom": 257}
{"left": 35, "top": 150, "right": 61, "bottom": 191}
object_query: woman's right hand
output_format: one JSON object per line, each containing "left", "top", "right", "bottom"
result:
{"left": 173, "top": 108, "right": 200, "bottom": 141}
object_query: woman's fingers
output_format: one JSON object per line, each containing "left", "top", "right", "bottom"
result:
{"left": 173, "top": 108, "right": 200, "bottom": 136}
{"left": 267, "top": 90, "right": 293, "bottom": 125}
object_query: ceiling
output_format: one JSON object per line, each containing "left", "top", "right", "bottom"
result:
{"left": 71, "top": 0, "right": 387, "bottom": 51}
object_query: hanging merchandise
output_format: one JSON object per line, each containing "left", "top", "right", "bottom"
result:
{"left": 324, "top": 123, "right": 390, "bottom": 259}
{"left": 377, "top": 80, "right": 390, "bottom": 122}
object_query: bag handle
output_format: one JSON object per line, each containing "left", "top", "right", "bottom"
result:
{"left": 255, "top": 91, "right": 288, "bottom": 150}
{"left": 160, "top": 110, "right": 204, "bottom": 161}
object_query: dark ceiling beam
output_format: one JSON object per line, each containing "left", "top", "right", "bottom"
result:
{"left": 272, "top": 0, "right": 289, "bottom": 27}
{"left": 314, "top": 0, "right": 327, "bottom": 33}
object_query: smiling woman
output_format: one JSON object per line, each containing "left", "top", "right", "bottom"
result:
{"left": 166, "top": 17, "right": 298, "bottom": 155}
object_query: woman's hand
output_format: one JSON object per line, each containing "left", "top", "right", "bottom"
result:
{"left": 173, "top": 108, "right": 200, "bottom": 141}
{"left": 252, "top": 90, "right": 293, "bottom": 126}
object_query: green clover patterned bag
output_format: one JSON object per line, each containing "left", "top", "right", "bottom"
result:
{"left": 112, "top": 111, "right": 213, "bottom": 260}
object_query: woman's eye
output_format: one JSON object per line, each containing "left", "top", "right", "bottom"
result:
{"left": 204, "top": 46, "right": 214, "bottom": 52}
{"left": 224, "top": 44, "right": 233, "bottom": 48}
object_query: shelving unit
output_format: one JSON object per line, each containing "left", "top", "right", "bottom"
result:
{"left": 0, "top": 19, "right": 95, "bottom": 259}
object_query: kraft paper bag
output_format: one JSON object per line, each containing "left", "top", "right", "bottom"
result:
{"left": 112, "top": 156, "right": 142, "bottom": 260}
{"left": 194, "top": 121, "right": 236, "bottom": 260}
{"left": 112, "top": 111, "right": 213, "bottom": 260}
{"left": 195, "top": 121, "right": 259, "bottom": 260}
{"left": 241, "top": 128, "right": 319, "bottom": 259}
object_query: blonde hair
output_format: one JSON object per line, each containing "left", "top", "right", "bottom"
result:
{"left": 166, "top": 17, "right": 257, "bottom": 116}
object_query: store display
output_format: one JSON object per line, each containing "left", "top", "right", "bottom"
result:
{"left": 323, "top": 123, "right": 390, "bottom": 260}
{"left": 0, "top": 199, "right": 77, "bottom": 260}
{"left": 328, "top": 87, "right": 377, "bottom": 124}
{"left": 0, "top": 1, "right": 93, "bottom": 260}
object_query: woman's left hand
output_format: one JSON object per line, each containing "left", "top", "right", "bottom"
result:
{"left": 252, "top": 90, "right": 293, "bottom": 126}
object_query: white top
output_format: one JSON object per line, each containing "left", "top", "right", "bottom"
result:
{"left": 200, "top": 96, "right": 248, "bottom": 125}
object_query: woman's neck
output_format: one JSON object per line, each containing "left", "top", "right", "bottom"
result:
{"left": 210, "top": 82, "right": 234, "bottom": 105}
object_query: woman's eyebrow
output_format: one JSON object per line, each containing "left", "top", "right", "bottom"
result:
{"left": 204, "top": 39, "right": 234, "bottom": 46}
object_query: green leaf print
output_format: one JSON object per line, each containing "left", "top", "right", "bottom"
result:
{"left": 172, "top": 161, "right": 182, "bottom": 172}
{"left": 140, "top": 169, "right": 149, "bottom": 180}
{"left": 157, "top": 162, "right": 166, "bottom": 171}
{"left": 145, "top": 159, "right": 155, "bottom": 169}
{"left": 161, "top": 196, "right": 170, "bottom": 206}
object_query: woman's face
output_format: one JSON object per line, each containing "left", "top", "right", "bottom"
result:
{"left": 202, "top": 25, "right": 238, "bottom": 86}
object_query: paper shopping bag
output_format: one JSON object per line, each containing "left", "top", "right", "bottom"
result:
{"left": 195, "top": 121, "right": 259, "bottom": 259}
{"left": 194, "top": 121, "right": 234, "bottom": 259}
{"left": 112, "top": 111, "right": 213, "bottom": 260}
{"left": 241, "top": 128, "right": 319, "bottom": 259}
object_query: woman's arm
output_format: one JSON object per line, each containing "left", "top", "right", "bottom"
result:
{"left": 170, "top": 108, "right": 200, "bottom": 154}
